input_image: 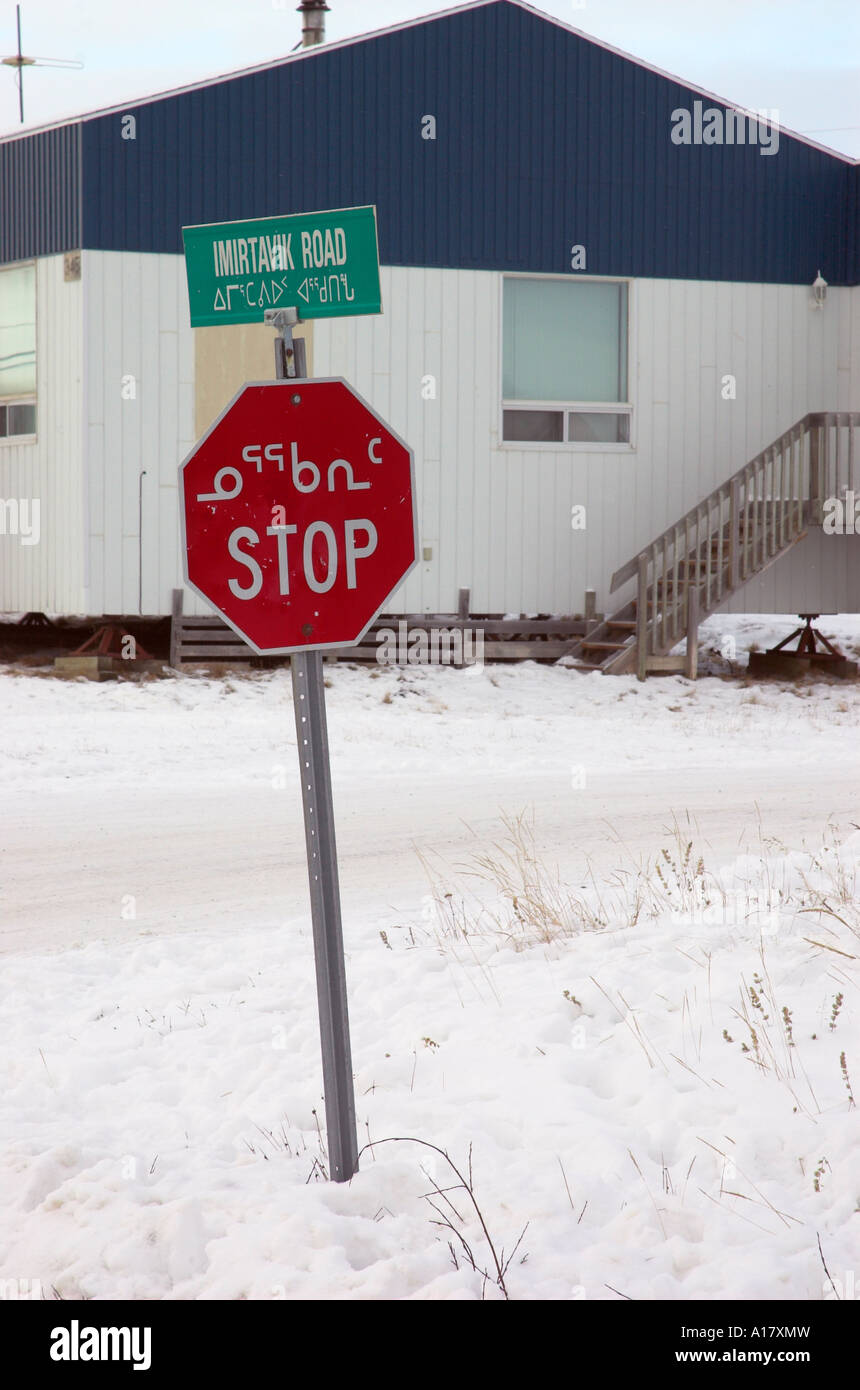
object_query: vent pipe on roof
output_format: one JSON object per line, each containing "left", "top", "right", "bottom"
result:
{"left": 298, "top": 0, "right": 330, "bottom": 48}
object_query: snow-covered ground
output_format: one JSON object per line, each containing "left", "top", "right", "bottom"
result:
{"left": 1, "top": 615, "right": 858, "bottom": 1300}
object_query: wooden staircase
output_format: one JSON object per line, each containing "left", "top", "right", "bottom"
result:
{"left": 567, "top": 412, "right": 859, "bottom": 678}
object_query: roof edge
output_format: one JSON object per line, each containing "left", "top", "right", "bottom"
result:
{"left": 0, "top": 0, "right": 496, "bottom": 141}
{"left": 1, "top": 0, "right": 857, "bottom": 166}
{"left": 508, "top": 0, "right": 858, "bottom": 166}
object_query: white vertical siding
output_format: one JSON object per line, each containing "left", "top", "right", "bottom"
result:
{"left": 0, "top": 255, "right": 84, "bottom": 613}
{"left": 83, "top": 252, "right": 194, "bottom": 615}
{"left": 311, "top": 267, "right": 857, "bottom": 617}
{"left": 839, "top": 284, "right": 860, "bottom": 410}
{"left": 723, "top": 530, "right": 860, "bottom": 614}
{"left": 67, "top": 258, "right": 860, "bottom": 619}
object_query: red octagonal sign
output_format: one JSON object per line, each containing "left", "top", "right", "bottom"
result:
{"left": 180, "top": 378, "right": 418, "bottom": 654}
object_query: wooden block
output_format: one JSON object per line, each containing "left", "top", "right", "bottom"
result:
{"left": 179, "top": 644, "right": 254, "bottom": 658}
{"left": 54, "top": 655, "right": 117, "bottom": 680}
{"left": 644, "top": 655, "right": 687, "bottom": 672}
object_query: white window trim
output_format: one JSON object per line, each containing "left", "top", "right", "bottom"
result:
{"left": 0, "top": 397, "right": 37, "bottom": 445}
{"left": 499, "top": 273, "right": 636, "bottom": 452}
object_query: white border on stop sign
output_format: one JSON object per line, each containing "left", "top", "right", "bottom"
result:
{"left": 178, "top": 377, "right": 420, "bottom": 656}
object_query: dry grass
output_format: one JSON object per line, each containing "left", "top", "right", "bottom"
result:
{"left": 415, "top": 810, "right": 860, "bottom": 963}
{"left": 418, "top": 811, "right": 650, "bottom": 950}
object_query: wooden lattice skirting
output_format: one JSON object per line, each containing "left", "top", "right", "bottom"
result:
{"left": 169, "top": 590, "right": 592, "bottom": 666}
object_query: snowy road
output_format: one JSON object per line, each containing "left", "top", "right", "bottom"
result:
{"left": 2, "top": 652, "right": 859, "bottom": 957}
{"left": 4, "top": 769, "right": 860, "bottom": 959}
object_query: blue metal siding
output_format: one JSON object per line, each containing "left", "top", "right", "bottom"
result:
{"left": 0, "top": 122, "right": 81, "bottom": 264}
{"left": 849, "top": 164, "right": 860, "bottom": 284}
{"left": 2, "top": 2, "right": 857, "bottom": 283}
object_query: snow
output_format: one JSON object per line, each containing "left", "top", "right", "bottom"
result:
{"left": 1, "top": 615, "right": 858, "bottom": 1300}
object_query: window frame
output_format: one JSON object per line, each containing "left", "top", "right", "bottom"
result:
{"left": 499, "top": 272, "right": 634, "bottom": 452}
{"left": 0, "top": 259, "right": 37, "bottom": 446}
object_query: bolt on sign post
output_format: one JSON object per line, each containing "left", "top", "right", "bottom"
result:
{"left": 180, "top": 211, "right": 416, "bottom": 1183}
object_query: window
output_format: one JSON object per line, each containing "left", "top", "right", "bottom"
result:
{"left": 502, "top": 276, "right": 630, "bottom": 445}
{"left": 0, "top": 263, "right": 36, "bottom": 439}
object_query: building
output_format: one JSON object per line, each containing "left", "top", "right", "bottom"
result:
{"left": 0, "top": 0, "right": 858, "bottom": 664}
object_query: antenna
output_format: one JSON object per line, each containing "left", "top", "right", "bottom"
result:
{"left": 2, "top": 4, "right": 83, "bottom": 124}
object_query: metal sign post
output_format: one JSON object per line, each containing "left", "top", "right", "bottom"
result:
{"left": 179, "top": 205, "right": 417, "bottom": 1185}
{"left": 271, "top": 307, "right": 359, "bottom": 1183}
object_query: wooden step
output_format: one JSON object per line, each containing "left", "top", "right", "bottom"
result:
{"left": 581, "top": 640, "right": 628, "bottom": 653}
{"left": 606, "top": 619, "right": 636, "bottom": 631}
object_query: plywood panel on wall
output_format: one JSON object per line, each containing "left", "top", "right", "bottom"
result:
{"left": 194, "top": 321, "right": 313, "bottom": 438}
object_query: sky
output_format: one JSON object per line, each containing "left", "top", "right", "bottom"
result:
{"left": 0, "top": 0, "right": 858, "bottom": 156}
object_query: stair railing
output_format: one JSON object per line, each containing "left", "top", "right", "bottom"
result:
{"left": 610, "top": 412, "right": 860, "bottom": 675}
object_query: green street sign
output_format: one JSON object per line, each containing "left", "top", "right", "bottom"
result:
{"left": 182, "top": 205, "right": 382, "bottom": 327}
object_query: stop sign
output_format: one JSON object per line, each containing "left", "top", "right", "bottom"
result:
{"left": 179, "top": 378, "right": 418, "bottom": 653}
